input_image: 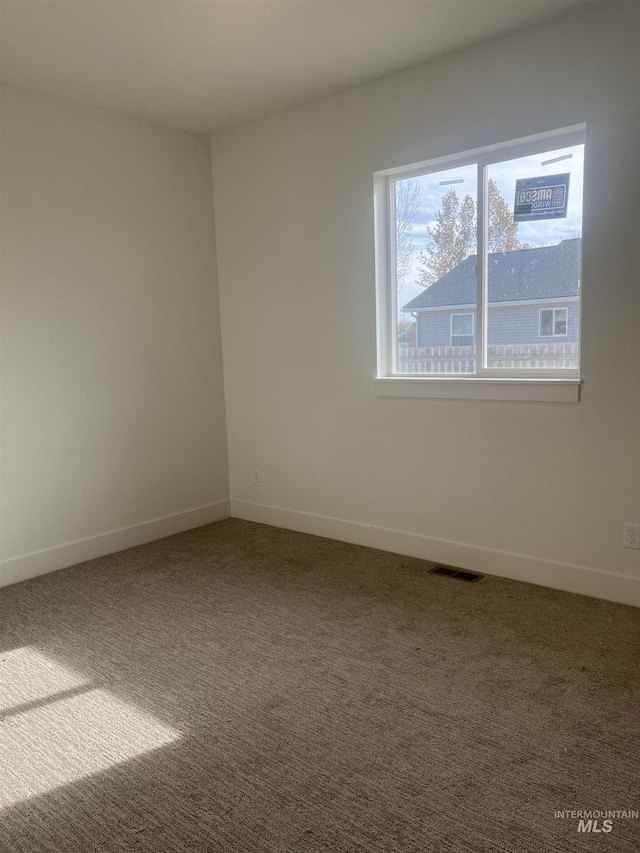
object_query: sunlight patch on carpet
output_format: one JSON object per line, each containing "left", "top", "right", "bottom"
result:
{"left": 0, "top": 647, "right": 181, "bottom": 808}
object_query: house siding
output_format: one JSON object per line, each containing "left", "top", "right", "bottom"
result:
{"left": 415, "top": 301, "right": 579, "bottom": 347}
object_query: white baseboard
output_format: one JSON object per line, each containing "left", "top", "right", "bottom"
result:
{"left": 0, "top": 500, "right": 231, "bottom": 589}
{"left": 231, "top": 499, "right": 639, "bottom": 608}
{"left": 4, "top": 497, "right": 637, "bottom": 608}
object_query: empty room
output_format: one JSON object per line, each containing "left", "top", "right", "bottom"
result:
{"left": 1, "top": 1, "right": 639, "bottom": 851}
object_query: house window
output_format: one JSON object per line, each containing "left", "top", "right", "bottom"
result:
{"left": 374, "top": 125, "right": 585, "bottom": 389}
{"left": 451, "top": 313, "right": 474, "bottom": 347}
{"left": 540, "top": 307, "right": 568, "bottom": 337}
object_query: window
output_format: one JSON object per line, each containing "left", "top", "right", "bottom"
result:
{"left": 374, "top": 125, "right": 585, "bottom": 397}
{"left": 451, "top": 313, "right": 474, "bottom": 347}
{"left": 540, "top": 307, "right": 568, "bottom": 337}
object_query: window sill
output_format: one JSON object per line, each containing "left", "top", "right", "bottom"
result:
{"left": 374, "top": 377, "right": 581, "bottom": 403}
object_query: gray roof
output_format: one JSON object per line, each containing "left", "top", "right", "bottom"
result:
{"left": 402, "top": 239, "right": 581, "bottom": 312}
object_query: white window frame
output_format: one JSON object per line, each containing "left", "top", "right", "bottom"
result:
{"left": 373, "top": 125, "right": 585, "bottom": 402}
{"left": 539, "top": 307, "right": 568, "bottom": 337}
{"left": 450, "top": 312, "right": 474, "bottom": 347}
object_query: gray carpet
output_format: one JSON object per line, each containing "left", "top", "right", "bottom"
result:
{"left": 0, "top": 518, "right": 638, "bottom": 852}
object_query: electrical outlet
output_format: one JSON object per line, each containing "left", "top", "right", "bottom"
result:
{"left": 253, "top": 468, "right": 261, "bottom": 487}
{"left": 623, "top": 523, "right": 640, "bottom": 550}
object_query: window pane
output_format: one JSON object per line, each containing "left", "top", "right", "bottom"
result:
{"left": 452, "top": 335, "right": 474, "bottom": 347}
{"left": 554, "top": 309, "right": 567, "bottom": 336}
{"left": 452, "top": 314, "right": 472, "bottom": 336}
{"left": 540, "top": 310, "right": 553, "bottom": 336}
{"left": 485, "top": 144, "right": 583, "bottom": 370}
{"left": 395, "top": 163, "right": 477, "bottom": 374}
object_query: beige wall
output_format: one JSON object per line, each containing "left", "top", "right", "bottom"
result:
{"left": 1, "top": 85, "right": 229, "bottom": 583}
{"left": 211, "top": 2, "right": 639, "bottom": 602}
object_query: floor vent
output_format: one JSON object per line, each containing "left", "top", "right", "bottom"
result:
{"left": 430, "top": 565, "right": 483, "bottom": 583}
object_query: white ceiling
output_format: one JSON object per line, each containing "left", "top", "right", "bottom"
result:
{"left": 1, "top": 0, "right": 604, "bottom": 135}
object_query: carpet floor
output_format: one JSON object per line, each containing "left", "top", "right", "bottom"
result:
{"left": 0, "top": 519, "right": 638, "bottom": 852}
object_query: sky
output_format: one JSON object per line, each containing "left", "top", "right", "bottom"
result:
{"left": 396, "top": 142, "right": 585, "bottom": 312}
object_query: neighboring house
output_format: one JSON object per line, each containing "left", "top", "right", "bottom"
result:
{"left": 402, "top": 239, "right": 581, "bottom": 348}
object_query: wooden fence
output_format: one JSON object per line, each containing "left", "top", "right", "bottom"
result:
{"left": 396, "top": 343, "right": 579, "bottom": 373}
